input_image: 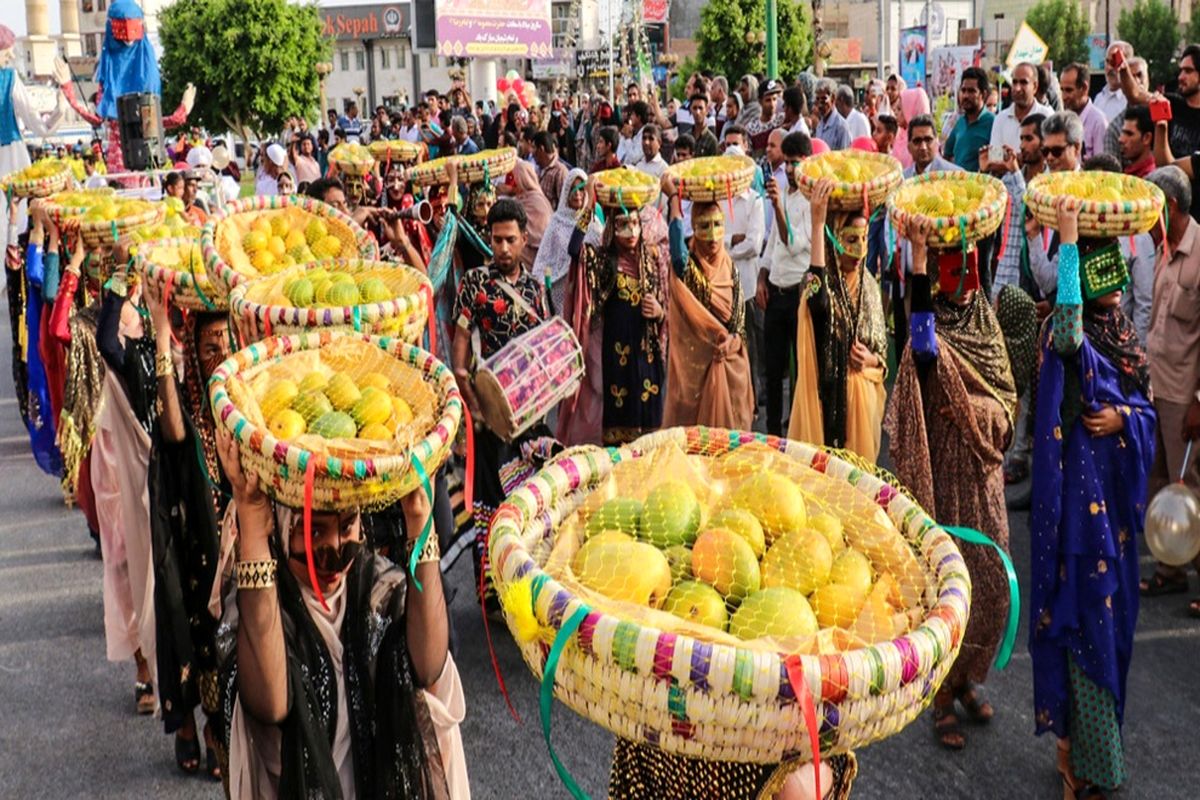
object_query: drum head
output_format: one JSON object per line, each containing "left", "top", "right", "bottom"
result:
{"left": 473, "top": 370, "right": 516, "bottom": 442}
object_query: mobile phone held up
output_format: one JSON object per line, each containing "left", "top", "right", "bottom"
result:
{"left": 1112, "top": 49, "right": 1125, "bottom": 69}
{"left": 1151, "top": 99, "right": 1173, "bottom": 123}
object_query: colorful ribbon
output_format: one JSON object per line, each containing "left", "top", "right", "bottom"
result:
{"left": 406, "top": 453, "right": 435, "bottom": 593}
{"left": 943, "top": 525, "right": 1019, "bottom": 669}
{"left": 302, "top": 458, "right": 328, "bottom": 611}
{"left": 461, "top": 402, "right": 475, "bottom": 514}
{"left": 540, "top": 600, "right": 592, "bottom": 799}
{"left": 480, "top": 548, "right": 522, "bottom": 723}
{"left": 784, "top": 654, "right": 822, "bottom": 800}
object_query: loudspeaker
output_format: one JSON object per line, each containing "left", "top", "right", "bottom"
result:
{"left": 413, "top": 0, "right": 437, "bottom": 51}
{"left": 117, "top": 93, "right": 165, "bottom": 171}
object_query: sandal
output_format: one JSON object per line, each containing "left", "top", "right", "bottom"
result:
{"left": 175, "top": 730, "right": 200, "bottom": 775}
{"left": 134, "top": 681, "right": 156, "bottom": 715}
{"left": 1188, "top": 598, "right": 1200, "bottom": 619}
{"left": 1139, "top": 571, "right": 1188, "bottom": 597}
{"left": 932, "top": 704, "right": 965, "bottom": 750}
{"left": 204, "top": 721, "right": 222, "bottom": 781}
{"left": 956, "top": 683, "right": 995, "bottom": 724}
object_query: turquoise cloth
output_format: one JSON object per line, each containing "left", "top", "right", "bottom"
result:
{"left": 944, "top": 110, "right": 995, "bottom": 172}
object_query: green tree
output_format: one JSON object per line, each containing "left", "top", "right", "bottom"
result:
{"left": 696, "top": 0, "right": 812, "bottom": 83}
{"left": 1119, "top": 0, "right": 1180, "bottom": 89}
{"left": 159, "top": 0, "right": 330, "bottom": 145}
{"left": 1025, "top": 0, "right": 1090, "bottom": 66}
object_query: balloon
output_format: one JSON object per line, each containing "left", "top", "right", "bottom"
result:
{"left": 850, "top": 136, "right": 877, "bottom": 152}
{"left": 1144, "top": 483, "right": 1200, "bottom": 566}
{"left": 810, "top": 138, "right": 831, "bottom": 155}
{"left": 507, "top": 69, "right": 520, "bottom": 80}
{"left": 512, "top": 78, "right": 525, "bottom": 95}
{"left": 496, "top": 77, "right": 510, "bottom": 93}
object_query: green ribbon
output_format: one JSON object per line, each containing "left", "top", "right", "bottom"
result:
{"left": 540, "top": 604, "right": 592, "bottom": 800}
{"left": 186, "top": 242, "right": 217, "bottom": 311}
{"left": 942, "top": 525, "right": 1019, "bottom": 670}
{"left": 616, "top": 185, "right": 629, "bottom": 219}
{"left": 824, "top": 224, "right": 845, "bottom": 256}
{"left": 352, "top": 304, "right": 362, "bottom": 332}
{"left": 406, "top": 453, "right": 435, "bottom": 592}
{"left": 111, "top": 220, "right": 119, "bottom": 243}
{"left": 954, "top": 217, "right": 969, "bottom": 299}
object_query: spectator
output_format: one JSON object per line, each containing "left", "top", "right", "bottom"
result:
{"left": 337, "top": 102, "right": 364, "bottom": 142}
{"left": 1040, "top": 111, "right": 1083, "bottom": 174}
{"left": 835, "top": 84, "right": 871, "bottom": 141}
{"left": 1059, "top": 63, "right": 1107, "bottom": 157}
{"left": 289, "top": 134, "right": 321, "bottom": 184}
{"left": 710, "top": 76, "right": 730, "bottom": 135}
{"left": 619, "top": 101, "right": 649, "bottom": 166}
{"left": 904, "top": 114, "right": 959, "bottom": 177}
{"left": 1036, "top": 62, "right": 1063, "bottom": 112}
{"left": 533, "top": 131, "right": 569, "bottom": 210}
{"left": 722, "top": 142, "right": 766, "bottom": 403}
{"left": 255, "top": 143, "right": 288, "bottom": 196}
{"left": 1120, "top": 104, "right": 1155, "bottom": 177}
{"left": 945, "top": 66, "right": 994, "bottom": 172}
{"left": 689, "top": 93, "right": 720, "bottom": 157}
{"left": 590, "top": 126, "right": 621, "bottom": 172}
{"left": 872, "top": 114, "right": 898, "bottom": 155}
{"left": 781, "top": 85, "right": 810, "bottom": 135}
{"left": 673, "top": 133, "right": 695, "bottom": 163}
{"left": 746, "top": 79, "right": 785, "bottom": 157}
{"left": 1104, "top": 57, "right": 1149, "bottom": 164}
{"left": 990, "top": 62, "right": 1053, "bottom": 152}
{"left": 1018, "top": 113, "right": 1048, "bottom": 182}
{"left": 736, "top": 74, "right": 761, "bottom": 127}
{"left": 1095, "top": 41, "right": 1135, "bottom": 121}
{"left": 637, "top": 124, "right": 668, "bottom": 178}
{"left": 450, "top": 116, "right": 479, "bottom": 155}
{"left": 163, "top": 170, "right": 184, "bottom": 200}
{"left": 724, "top": 93, "right": 743, "bottom": 135}
{"left": 518, "top": 126, "right": 537, "bottom": 162}
{"left": 814, "top": 79, "right": 851, "bottom": 150}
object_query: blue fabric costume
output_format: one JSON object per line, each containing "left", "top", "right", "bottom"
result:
{"left": 94, "top": 0, "right": 161, "bottom": 121}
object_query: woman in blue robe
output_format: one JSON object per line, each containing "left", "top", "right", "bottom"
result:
{"left": 1029, "top": 202, "right": 1156, "bottom": 799}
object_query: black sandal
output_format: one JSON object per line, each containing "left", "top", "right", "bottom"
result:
{"left": 932, "top": 704, "right": 965, "bottom": 750}
{"left": 1139, "top": 571, "right": 1189, "bottom": 597}
{"left": 175, "top": 730, "right": 200, "bottom": 774}
{"left": 204, "top": 721, "right": 222, "bottom": 781}
{"left": 134, "top": 681, "right": 155, "bottom": 715}
{"left": 956, "top": 684, "right": 995, "bottom": 724}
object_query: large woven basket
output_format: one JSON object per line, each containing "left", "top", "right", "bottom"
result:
{"left": 229, "top": 258, "right": 432, "bottom": 344}
{"left": 888, "top": 171, "right": 1009, "bottom": 250}
{"left": 329, "top": 144, "right": 375, "bottom": 177}
{"left": 410, "top": 147, "right": 517, "bottom": 186}
{"left": 208, "top": 330, "right": 462, "bottom": 511}
{"left": 593, "top": 167, "right": 661, "bottom": 210}
{"left": 369, "top": 139, "right": 423, "bottom": 165}
{"left": 1025, "top": 172, "right": 1164, "bottom": 237}
{"left": 489, "top": 426, "right": 969, "bottom": 765}
{"left": 797, "top": 152, "right": 903, "bottom": 212}
{"left": 135, "top": 235, "right": 225, "bottom": 312}
{"left": 2, "top": 159, "right": 73, "bottom": 198}
{"left": 45, "top": 191, "right": 165, "bottom": 248}
{"left": 201, "top": 194, "right": 378, "bottom": 301}
{"left": 666, "top": 154, "right": 756, "bottom": 202}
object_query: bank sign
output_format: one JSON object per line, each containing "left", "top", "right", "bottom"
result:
{"left": 320, "top": 4, "right": 410, "bottom": 41}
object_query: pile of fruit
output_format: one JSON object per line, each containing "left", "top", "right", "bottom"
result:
{"left": 140, "top": 239, "right": 206, "bottom": 277}
{"left": 557, "top": 443, "right": 919, "bottom": 650}
{"left": 131, "top": 197, "right": 200, "bottom": 242}
{"left": 256, "top": 368, "right": 416, "bottom": 444}
{"left": 594, "top": 167, "right": 660, "bottom": 208}
{"left": 2, "top": 158, "right": 72, "bottom": 196}
{"left": 1033, "top": 171, "right": 1154, "bottom": 204}
{"left": 329, "top": 142, "right": 374, "bottom": 175}
{"left": 215, "top": 208, "right": 347, "bottom": 279}
{"left": 410, "top": 147, "right": 516, "bottom": 185}
{"left": 890, "top": 173, "right": 1005, "bottom": 246}
{"left": 49, "top": 190, "right": 157, "bottom": 224}
{"left": 800, "top": 151, "right": 893, "bottom": 185}
{"left": 250, "top": 266, "right": 400, "bottom": 309}
{"left": 666, "top": 154, "right": 756, "bottom": 201}
{"left": 369, "top": 139, "right": 422, "bottom": 163}
{"left": 1026, "top": 171, "right": 1164, "bottom": 236}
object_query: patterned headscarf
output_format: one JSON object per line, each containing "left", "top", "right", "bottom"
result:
{"left": 995, "top": 284, "right": 1039, "bottom": 399}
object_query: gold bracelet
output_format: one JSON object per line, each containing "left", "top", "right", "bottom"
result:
{"left": 235, "top": 558, "right": 277, "bottom": 590}
{"left": 155, "top": 352, "right": 174, "bottom": 379}
{"left": 408, "top": 533, "right": 441, "bottom": 565}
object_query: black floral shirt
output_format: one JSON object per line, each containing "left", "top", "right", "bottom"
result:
{"left": 453, "top": 264, "right": 548, "bottom": 358}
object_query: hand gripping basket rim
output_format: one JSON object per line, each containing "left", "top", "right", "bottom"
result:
{"left": 666, "top": 154, "right": 757, "bottom": 202}
{"left": 208, "top": 330, "right": 463, "bottom": 511}
{"left": 409, "top": 147, "right": 518, "bottom": 187}
{"left": 200, "top": 194, "right": 379, "bottom": 300}
{"left": 135, "top": 235, "right": 226, "bottom": 312}
{"left": 1024, "top": 172, "right": 1165, "bottom": 237}
{"left": 796, "top": 151, "right": 904, "bottom": 212}
{"left": 887, "top": 171, "right": 1009, "bottom": 250}
{"left": 3, "top": 161, "right": 73, "bottom": 198}
{"left": 487, "top": 426, "right": 970, "bottom": 765}
{"left": 368, "top": 139, "right": 423, "bottom": 165}
{"left": 227, "top": 257, "right": 432, "bottom": 344}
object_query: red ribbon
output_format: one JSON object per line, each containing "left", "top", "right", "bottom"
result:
{"left": 480, "top": 547, "right": 522, "bottom": 722}
{"left": 303, "top": 458, "right": 329, "bottom": 611}
{"left": 784, "top": 654, "right": 822, "bottom": 800}
{"left": 861, "top": 185, "right": 870, "bottom": 219}
{"left": 263, "top": 306, "right": 273, "bottom": 339}
{"left": 461, "top": 403, "right": 475, "bottom": 514}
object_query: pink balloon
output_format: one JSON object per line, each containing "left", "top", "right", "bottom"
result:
{"left": 496, "top": 77, "right": 510, "bottom": 93}
{"left": 851, "top": 136, "right": 877, "bottom": 152}
{"left": 810, "top": 138, "right": 831, "bottom": 155}
{"left": 512, "top": 78, "right": 526, "bottom": 95}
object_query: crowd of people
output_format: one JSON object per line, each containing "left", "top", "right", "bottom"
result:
{"left": 9, "top": 27, "right": 1200, "bottom": 799}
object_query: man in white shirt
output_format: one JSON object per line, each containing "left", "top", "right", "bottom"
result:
{"left": 836, "top": 85, "right": 871, "bottom": 141}
{"left": 397, "top": 108, "right": 421, "bottom": 143}
{"left": 1094, "top": 41, "right": 1134, "bottom": 122}
{"left": 723, "top": 144, "right": 767, "bottom": 403}
{"left": 760, "top": 129, "right": 788, "bottom": 247}
{"left": 757, "top": 131, "right": 813, "bottom": 435}
{"left": 636, "top": 124, "right": 669, "bottom": 178}
{"left": 990, "top": 62, "right": 1054, "bottom": 152}
{"left": 255, "top": 143, "right": 289, "bottom": 196}
{"left": 1059, "top": 62, "right": 1108, "bottom": 157}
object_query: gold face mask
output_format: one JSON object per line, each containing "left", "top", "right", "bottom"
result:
{"left": 692, "top": 208, "right": 725, "bottom": 242}
{"left": 838, "top": 223, "right": 868, "bottom": 260}
{"left": 614, "top": 214, "right": 641, "bottom": 241}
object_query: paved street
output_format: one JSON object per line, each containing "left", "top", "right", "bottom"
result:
{"left": 0, "top": 313, "right": 1198, "bottom": 800}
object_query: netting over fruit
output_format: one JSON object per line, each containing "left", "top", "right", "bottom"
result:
{"left": 888, "top": 171, "right": 1007, "bottom": 249}
{"left": 665, "top": 154, "right": 756, "bottom": 202}
{"left": 796, "top": 151, "right": 903, "bottom": 212}
{"left": 488, "top": 427, "right": 970, "bottom": 764}
{"left": 208, "top": 331, "right": 462, "bottom": 511}
{"left": 593, "top": 167, "right": 661, "bottom": 209}
{"left": 135, "top": 235, "right": 222, "bottom": 312}
{"left": 44, "top": 189, "right": 164, "bottom": 248}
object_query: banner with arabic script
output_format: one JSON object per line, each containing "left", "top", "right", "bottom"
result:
{"left": 435, "top": 0, "right": 553, "bottom": 58}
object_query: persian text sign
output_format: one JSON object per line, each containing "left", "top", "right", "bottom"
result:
{"left": 435, "top": 0, "right": 553, "bottom": 58}
{"left": 643, "top": 0, "right": 668, "bottom": 24}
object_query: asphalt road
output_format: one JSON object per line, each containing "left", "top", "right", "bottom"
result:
{"left": 0, "top": 313, "right": 1198, "bottom": 799}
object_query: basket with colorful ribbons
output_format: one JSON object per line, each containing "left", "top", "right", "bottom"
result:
{"left": 666, "top": 154, "right": 757, "bottom": 202}
{"left": 593, "top": 167, "right": 662, "bottom": 210}
{"left": 1024, "top": 171, "right": 1164, "bottom": 238}
{"left": 200, "top": 194, "right": 378, "bottom": 301}
{"left": 329, "top": 142, "right": 376, "bottom": 176}
{"left": 2, "top": 158, "right": 73, "bottom": 198}
{"left": 489, "top": 426, "right": 986, "bottom": 780}
{"left": 228, "top": 258, "right": 433, "bottom": 344}
{"left": 797, "top": 151, "right": 903, "bottom": 213}
{"left": 888, "top": 171, "right": 1009, "bottom": 249}
{"left": 44, "top": 189, "right": 165, "bottom": 248}
{"left": 409, "top": 147, "right": 517, "bottom": 186}
{"left": 369, "top": 139, "right": 424, "bottom": 165}
{"left": 134, "top": 235, "right": 225, "bottom": 311}
{"left": 208, "top": 330, "right": 462, "bottom": 512}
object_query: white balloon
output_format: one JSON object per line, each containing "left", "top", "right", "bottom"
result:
{"left": 1144, "top": 483, "right": 1200, "bottom": 566}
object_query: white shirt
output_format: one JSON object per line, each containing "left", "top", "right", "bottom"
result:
{"left": 397, "top": 125, "right": 421, "bottom": 143}
{"left": 1094, "top": 84, "right": 1127, "bottom": 123}
{"left": 788, "top": 117, "right": 811, "bottom": 136}
{"left": 761, "top": 162, "right": 788, "bottom": 247}
{"left": 768, "top": 188, "right": 812, "bottom": 288}
{"left": 637, "top": 153, "right": 668, "bottom": 178}
{"left": 842, "top": 108, "right": 871, "bottom": 141}
{"left": 619, "top": 127, "right": 645, "bottom": 167}
{"left": 255, "top": 169, "right": 280, "bottom": 196}
{"left": 989, "top": 100, "right": 1055, "bottom": 151}
{"left": 724, "top": 189, "right": 766, "bottom": 297}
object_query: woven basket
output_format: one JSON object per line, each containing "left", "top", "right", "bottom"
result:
{"left": 593, "top": 167, "right": 662, "bottom": 210}
{"left": 201, "top": 194, "right": 378, "bottom": 301}
{"left": 208, "top": 330, "right": 462, "bottom": 511}
{"left": 369, "top": 139, "right": 423, "bottom": 165}
{"left": 3, "top": 160, "right": 73, "bottom": 198}
{"left": 489, "top": 426, "right": 969, "bottom": 765}
{"left": 666, "top": 155, "right": 756, "bottom": 202}
{"left": 135, "top": 235, "right": 225, "bottom": 312}
{"left": 410, "top": 147, "right": 517, "bottom": 186}
{"left": 888, "top": 171, "right": 1009, "bottom": 250}
{"left": 229, "top": 258, "right": 432, "bottom": 344}
{"left": 1025, "top": 172, "right": 1164, "bottom": 237}
{"left": 330, "top": 147, "right": 375, "bottom": 177}
{"left": 45, "top": 190, "right": 164, "bottom": 248}
{"left": 797, "top": 152, "right": 903, "bottom": 212}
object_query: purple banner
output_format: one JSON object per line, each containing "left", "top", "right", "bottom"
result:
{"left": 435, "top": 0, "right": 553, "bottom": 59}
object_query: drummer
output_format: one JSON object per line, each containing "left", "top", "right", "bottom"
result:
{"left": 451, "top": 197, "right": 551, "bottom": 613}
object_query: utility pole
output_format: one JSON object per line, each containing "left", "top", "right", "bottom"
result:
{"left": 766, "top": 0, "right": 779, "bottom": 79}
{"left": 608, "top": 0, "right": 616, "bottom": 102}
{"left": 878, "top": 0, "right": 886, "bottom": 78}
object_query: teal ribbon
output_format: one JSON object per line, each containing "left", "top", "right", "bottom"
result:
{"left": 824, "top": 223, "right": 845, "bottom": 256}
{"left": 186, "top": 243, "right": 217, "bottom": 311}
{"left": 352, "top": 304, "right": 362, "bottom": 332}
{"left": 942, "top": 525, "right": 1019, "bottom": 670}
{"left": 111, "top": 220, "right": 119, "bottom": 243}
{"left": 540, "top": 604, "right": 592, "bottom": 800}
{"left": 616, "top": 185, "right": 629, "bottom": 219}
{"left": 406, "top": 454, "right": 435, "bottom": 592}
{"left": 954, "top": 217, "right": 969, "bottom": 299}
